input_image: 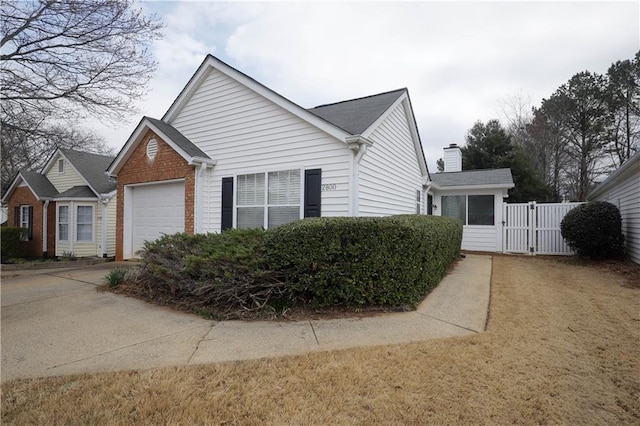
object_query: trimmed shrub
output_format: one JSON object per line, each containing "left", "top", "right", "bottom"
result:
{"left": 560, "top": 201, "right": 624, "bottom": 259}
{"left": 263, "top": 215, "right": 463, "bottom": 308}
{"left": 133, "top": 229, "right": 290, "bottom": 318}
{"left": 1, "top": 227, "right": 27, "bottom": 261}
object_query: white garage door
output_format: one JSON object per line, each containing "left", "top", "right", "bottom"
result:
{"left": 130, "top": 181, "right": 185, "bottom": 256}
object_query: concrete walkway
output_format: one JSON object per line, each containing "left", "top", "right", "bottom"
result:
{"left": 0, "top": 255, "right": 491, "bottom": 382}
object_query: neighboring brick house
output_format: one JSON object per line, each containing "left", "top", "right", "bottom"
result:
{"left": 2, "top": 149, "right": 117, "bottom": 258}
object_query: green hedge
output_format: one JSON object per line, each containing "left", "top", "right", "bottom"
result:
{"left": 1, "top": 227, "right": 27, "bottom": 261}
{"left": 263, "top": 215, "right": 463, "bottom": 308}
{"left": 560, "top": 201, "right": 624, "bottom": 259}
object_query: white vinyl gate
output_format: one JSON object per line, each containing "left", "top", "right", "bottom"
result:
{"left": 502, "top": 202, "right": 584, "bottom": 255}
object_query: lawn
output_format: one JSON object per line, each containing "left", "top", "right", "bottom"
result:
{"left": 2, "top": 256, "right": 639, "bottom": 424}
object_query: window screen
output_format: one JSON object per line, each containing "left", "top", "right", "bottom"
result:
{"left": 442, "top": 195, "right": 466, "bottom": 224}
{"left": 468, "top": 195, "right": 495, "bottom": 225}
{"left": 236, "top": 170, "right": 301, "bottom": 229}
{"left": 58, "top": 205, "right": 69, "bottom": 241}
{"left": 76, "top": 206, "right": 93, "bottom": 241}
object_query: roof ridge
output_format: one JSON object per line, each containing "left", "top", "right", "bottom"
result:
{"left": 60, "top": 148, "right": 115, "bottom": 161}
{"left": 309, "top": 88, "right": 407, "bottom": 110}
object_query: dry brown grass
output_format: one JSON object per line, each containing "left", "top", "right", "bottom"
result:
{"left": 3, "top": 256, "right": 639, "bottom": 424}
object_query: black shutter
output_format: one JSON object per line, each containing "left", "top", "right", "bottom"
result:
{"left": 221, "top": 177, "right": 233, "bottom": 231}
{"left": 13, "top": 206, "right": 19, "bottom": 226}
{"left": 427, "top": 195, "right": 433, "bottom": 215}
{"left": 304, "top": 169, "right": 322, "bottom": 218}
{"left": 27, "top": 206, "right": 33, "bottom": 240}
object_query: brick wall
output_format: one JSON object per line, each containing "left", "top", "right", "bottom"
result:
{"left": 5, "top": 186, "right": 49, "bottom": 257}
{"left": 115, "top": 130, "right": 196, "bottom": 260}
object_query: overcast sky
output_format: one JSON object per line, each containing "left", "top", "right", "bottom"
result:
{"left": 91, "top": 1, "right": 639, "bottom": 172}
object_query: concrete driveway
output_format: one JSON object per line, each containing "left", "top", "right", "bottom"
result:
{"left": 1, "top": 255, "right": 491, "bottom": 383}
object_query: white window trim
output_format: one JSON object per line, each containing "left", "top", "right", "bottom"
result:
{"left": 58, "top": 159, "right": 65, "bottom": 174}
{"left": 57, "top": 204, "right": 70, "bottom": 242}
{"left": 19, "top": 205, "right": 31, "bottom": 241}
{"left": 233, "top": 168, "right": 304, "bottom": 229}
{"left": 75, "top": 204, "right": 95, "bottom": 243}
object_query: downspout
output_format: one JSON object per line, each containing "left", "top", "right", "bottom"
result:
{"left": 195, "top": 162, "right": 208, "bottom": 233}
{"left": 188, "top": 157, "right": 216, "bottom": 234}
{"left": 346, "top": 135, "right": 373, "bottom": 217}
{"left": 69, "top": 201, "right": 74, "bottom": 255}
{"left": 42, "top": 200, "right": 49, "bottom": 257}
{"left": 100, "top": 197, "right": 109, "bottom": 258}
{"left": 423, "top": 181, "right": 431, "bottom": 215}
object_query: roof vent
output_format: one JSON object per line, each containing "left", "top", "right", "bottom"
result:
{"left": 146, "top": 138, "right": 158, "bottom": 160}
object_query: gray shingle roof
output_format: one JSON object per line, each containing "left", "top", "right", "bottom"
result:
{"left": 60, "top": 149, "right": 116, "bottom": 194}
{"left": 54, "top": 186, "right": 97, "bottom": 199}
{"left": 146, "top": 117, "right": 210, "bottom": 159}
{"left": 431, "top": 168, "right": 514, "bottom": 187}
{"left": 19, "top": 171, "right": 58, "bottom": 199}
{"left": 307, "top": 89, "right": 406, "bottom": 135}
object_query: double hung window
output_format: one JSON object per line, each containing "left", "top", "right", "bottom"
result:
{"left": 236, "top": 169, "right": 300, "bottom": 229}
{"left": 58, "top": 206, "right": 69, "bottom": 241}
{"left": 76, "top": 206, "right": 93, "bottom": 241}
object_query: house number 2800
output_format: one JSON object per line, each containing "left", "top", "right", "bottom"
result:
{"left": 321, "top": 184, "right": 337, "bottom": 191}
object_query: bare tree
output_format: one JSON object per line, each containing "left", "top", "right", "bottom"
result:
{"left": 1, "top": 0, "right": 162, "bottom": 192}
{"left": 605, "top": 52, "right": 640, "bottom": 167}
{"left": 542, "top": 72, "right": 611, "bottom": 201}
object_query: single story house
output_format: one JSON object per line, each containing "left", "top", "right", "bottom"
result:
{"left": 107, "top": 54, "right": 513, "bottom": 260}
{"left": 588, "top": 150, "right": 640, "bottom": 264}
{"left": 2, "top": 149, "right": 117, "bottom": 258}
{"left": 429, "top": 144, "right": 514, "bottom": 252}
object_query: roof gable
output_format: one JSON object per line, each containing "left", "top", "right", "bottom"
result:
{"left": 1, "top": 170, "right": 58, "bottom": 203}
{"left": 107, "top": 116, "right": 215, "bottom": 177}
{"left": 59, "top": 149, "right": 116, "bottom": 194}
{"left": 162, "top": 55, "right": 350, "bottom": 141}
{"left": 41, "top": 148, "right": 116, "bottom": 196}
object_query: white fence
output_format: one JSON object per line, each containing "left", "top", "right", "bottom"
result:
{"left": 502, "top": 202, "right": 584, "bottom": 255}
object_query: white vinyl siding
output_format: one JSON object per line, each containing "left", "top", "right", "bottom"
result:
{"left": 591, "top": 170, "right": 640, "bottom": 264}
{"left": 105, "top": 197, "right": 117, "bottom": 257}
{"left": 358, "top": 102, "right": 424, "bottom": 216}
{"left": 45, "top": 154, "right": 85, "bottom": 193}
{"left": 169, "top": 68, "right": 351, "bottom": 232}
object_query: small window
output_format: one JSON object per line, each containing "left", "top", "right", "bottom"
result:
{"left": 468, "top": 195, "right": 495, "bottom": 225}
{"left": 58, "top": 159, "right": 64, "bottom": 173}
{"left": 416, "top": 190, "right": 421, "bottom": 214}
{"left": 76, "top": 206, "right": 93, "bottom": 242}
{"left": 146, "top": 138, "right": 158, "bottom": 160}
{"left": 441, "top": 195, "right": 495, "bottom": 225}
{"left": 58, "top": 205, "right": 69, "bottom": 241}
{"left": 19, "top": 205, "right": 33, "bottom": 241}
{"left": 442, "top": 195, "right": 466, "bottom": 224}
